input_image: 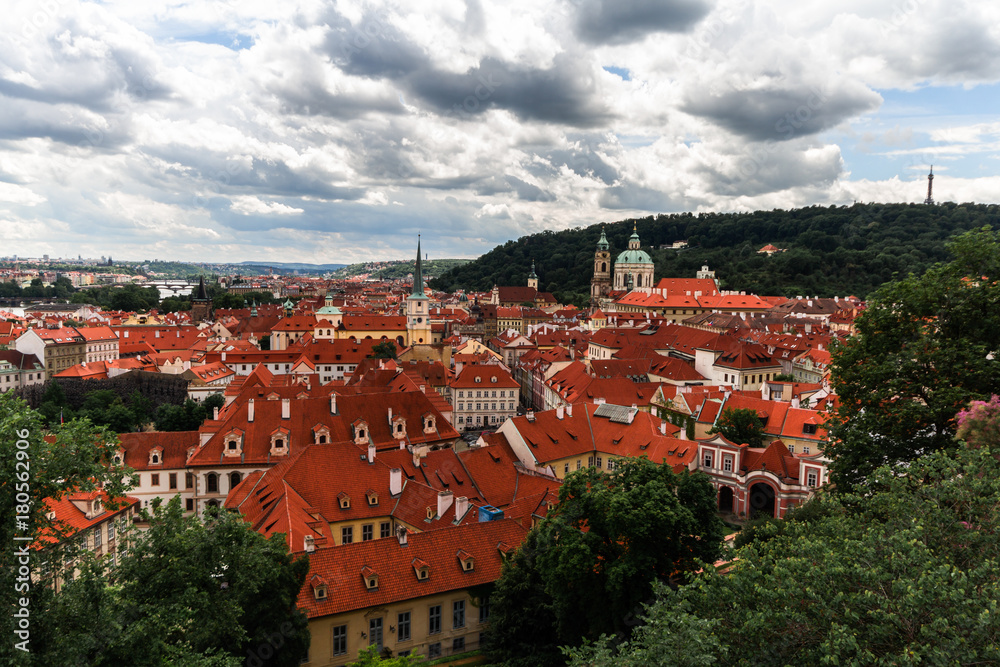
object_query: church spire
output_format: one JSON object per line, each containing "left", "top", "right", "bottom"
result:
{"left": 410, "top": 234, "right": 427, "bottom": 299}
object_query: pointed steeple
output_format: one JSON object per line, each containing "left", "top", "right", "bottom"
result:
{"left": 194, "top": 275, "right": 209, "bottom": 301}
{"left": 409, "top": 234, "right": 427, "bottom": 300}
{"left": 250, "top": 299, "right": 258, "bottom": 317}
{"left": 529, "top": 260, "right": 537, "bottom": 279}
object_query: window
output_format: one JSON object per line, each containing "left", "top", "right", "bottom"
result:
{"left": 362, "top": 524, "right": 373, "bottom": 541}
{"left": 93, "top": 526, "right": 102, "bottom": 549}
{"left": 151, "top": 473, "right": 160, "bottom": 486}
{"left": 703, "top": 452, "right": 713, "bottom": 468}
{"left": 453, "top": 599, "right": 466, "bottom": 628}
{"left": 807, "top": 471, "right": 818, "bottom": 487}
{"left": 206, "top": 473, "right": 218, "bottom": 494}
{"left": 453, "top": 636, "right": 466, "bottom": 652}
{"left": 397, "top": 611, "right": 411, "bottom": 642}
{"left": 230, "top": 472, "right": 242, "bottom": 489}
{"left": 428, "top": 643, "right": 441, "bottom": 659}
{"left": 429, "top": 605, "right": 441, "bottom": 634}
{"left": 607, "top": 459, "right": 615, "bottom": 471}
{"left": 186, "top": 499, "right": 194, "bottom": 512}
{"left": 380, "top": 522, "right": 391, "bottom": 539}
{"left": 479, "top": 598, "right": 491, "bottom": 623}
{"left": 564, "top": 463, "right": 569, "bottom": 475}
{"left": 108, "top": 521, "right": 116, "bottom": 541}
{"left": 341, "top": 527, "right": 353, "bottom": 544}
{"left": 803, "top": 447, "right": 811, "bottom": 454}
{"left": 723, "top": 456, "right": 733, "bottom": 472}
{"left": 595, "top": 456, "right": 602, "bottom": 468}
{"left": 576, "top": 460, "right": 582, "bottom": 470}
{"left": 186, "top": 473, "right": 193, "bottom": 489}
{"left": 169, "top": 473, "right": 177, "bottom": 490}
{"left": 369, "top": 618, "right": 383, "bottom": 650}
{"left": 803, "top": 423, "right": 818, "bottom": 435}
{"left": 332, "top": 625, "right": 347, "bottom": 656}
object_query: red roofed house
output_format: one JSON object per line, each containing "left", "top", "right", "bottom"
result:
{"left": 696, "top": 433, "right": 828, "bottom": 519}
{"left": 449, "top": 363, "right": 520, "bottom": 431}
{"left": 15, "top": 327, "right": 86, "bottom": 379}
{"left": 298, "top": 519, "right": 527, "bottom": 666}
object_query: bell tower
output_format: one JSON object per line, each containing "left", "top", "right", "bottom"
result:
{"left": 591, "top": 227, "right": 611, "bottom": 307}
{"left": 406, "top": 235, "right": 431, "bottom": 345}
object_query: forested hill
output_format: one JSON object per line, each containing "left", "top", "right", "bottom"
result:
{"left": 430, "top": 202, "right": 1000, "bottom": 304}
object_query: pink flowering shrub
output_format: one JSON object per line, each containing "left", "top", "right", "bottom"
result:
{"left": 956, "top": 395, "right": 1000, "bottom": 449}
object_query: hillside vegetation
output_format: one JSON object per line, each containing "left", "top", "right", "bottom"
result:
{"left": 431, "top": 202, "right": 1000, "bottom": 304}
{"left": 329, "top": 258, "right": 470, "bottom": 280}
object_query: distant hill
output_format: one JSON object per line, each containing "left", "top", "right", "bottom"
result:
{"left": 329, "top": 258, "right": 471, "bottom": 280}
{"left": 430, "top": 202, "right": 1000, "bottom": 303}
{"left": 237, "top": 261, "right": 348, "bottom": 274}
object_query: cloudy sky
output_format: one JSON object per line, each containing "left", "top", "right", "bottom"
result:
{"left": 1, "top": 0, "right": 998, "bottom": 264}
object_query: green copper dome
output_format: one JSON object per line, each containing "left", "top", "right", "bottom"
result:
{"left": 597, "top": 228, "right": 609, "bottom": 251}
{"left": 615, "top": 247, "right": 652, "bottom": 264}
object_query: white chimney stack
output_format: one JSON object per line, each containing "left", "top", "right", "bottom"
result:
{"left": 390, "top": 468, "right": 403, "bottom": 495}
{"left": 248, "top": 398, "right": 254, "bottom": 422}
{"left": 454, "top": 496, "right": 469, "bottom": 521}
{"left": 678, "top": 427, "right": 687, "bottom": 440}
{"left": 388, "top": 407, "right": 393, "bottom": 422}
{"left": 556, "top": 405, "right": 564, "bottom": 420}
{"left": 368, "top": 443, "right": 376, "bottom": 463}
{"left": 566, "top": 404, "right": 573, "bottom": 417}
{"left": 282, "top": 398, "right": 290, "bottom": 419}
{"left": 397, "top": 525, "right": 408, "bottom": 546}
{"left": 330, "top": 393, "right": 337, "bottom": 415}
{"left": 660, "top": 420, "right": 667, "bottom": 435}
{"left": 213, "top": 407, "right": 219, "bottom": 420}
{"left": 437, "top": 490, "right": 454, "bottom": 518}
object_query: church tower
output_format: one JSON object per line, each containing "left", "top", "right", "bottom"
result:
{"left": 190, "top": 276, "right": 213, "bottom": 322}
{"left": 527, "top": 260, "right": 539, "bottom": 291}
{"left": 591, "top": 227, "right": 611, "bottom": 307}
{"left": 406, "top": 235, "right": 431, "bottom": 346}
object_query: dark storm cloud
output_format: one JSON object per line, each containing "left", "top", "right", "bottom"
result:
{"left": 405, "top": 54, "right": 612, "bottom": 127}
{"left": 543, "top": 145, "right": 620, "bottom": 184}
{"left": 598, "top": 183, "right": 674, "bottom": 210}
{"left": 471, "top": 175, "right": 555, "bottom": 201}
{"left": 683, "top": 82, "right": 881, "bottom": 142}
{"left": 573, "top": 0, "right": 712, "bottom": 45}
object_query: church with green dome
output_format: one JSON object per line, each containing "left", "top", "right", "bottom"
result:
{"left": 613, "top": 224, "right": 655, "bottom": 290}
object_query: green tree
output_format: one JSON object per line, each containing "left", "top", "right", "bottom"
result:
{"left": 32, "top": 498, "right": 310, "bottom": 666}
{"left": 572, "top": 430, "right": 1000, "bottom": 666}
{"left": 708, "top": 407, "right": 765, "bottom": 447}
{"left": 827, "top": 227, "right": 1000, "bottom": 491}
{"left": 369, "top": 340, "right": 398, "bottom": 360}
{"left": 347, "top": 645, "right": 422, "bottom": 666}
{"left": 0, "top": 392, "right": 131, "bottom": 664}
{"left": 485, "top": 458, "right": 724, "bottom": 666}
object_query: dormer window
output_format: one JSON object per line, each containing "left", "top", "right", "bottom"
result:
{"left": 313, "top": 425, "right": 331, "bottom": 445}
{"left": 353, "top": 420, "right": 369, "bottom": 446}
{"left": 362, "top": 567, "right": 379, "bottom": 590}
{"left": 223, "top": 430, "right": 243, "bottom": 458}
{"left": 149, "top": 448, "right": 162, "bottom": 466}
{"left": 92, "top": 499, "right": 103, "bottom": 516}
{"left": 112, "top": 453, "right": 123, "bottom": 466}
{"left": 315, "top": 585, "right": 327, "bottom": 600}
{"left": 392, "top": 416, "right": 407, "bottom": 440}
{"left": 423, "top": 414, "right": 436, "bottom": 434}
{"left": 457, "top": 549, "right": 474, "bottom": 571}
{"left": 426, "top": 506, "right": 435, "bottom": 520}
{"left": 491, "top": 376, "right": 497, "bottom": 383}
{"left": 412, "top": 558, "right": 430, "bottom": 581}
{"left": 270, "top": 428, "right": 289, "bottom": 456}
{"left": 310, "top": 574, "right": 327, "bottom": 599}
{"left": 338, "top": 492, "right": 351, "bottom": 510}
{"left": 803, "top": 423, "right": 818, "bottom": 435}
{"left": 366, "top": 490, "right": 379, "bottom": 506}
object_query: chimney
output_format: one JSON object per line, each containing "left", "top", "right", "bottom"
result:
{"left": 367, "top": 442, "right": 376, "bottom": 463}
{"left": 556, "top": 405, "right": 564, "bottom": 420}
{"left": 412, "top": 449, "right": 421, "bottom": 468}
{"left": 221, "top": 351, "right": 226, "bottom": 361}
{"left": 454, "top": 496, "right": 469, "bottom": 521}
{"left": 437, "top": 490, "right": 454, "bottom": 518}
{"left": 659, "top": 420, "right": 667, "bottom": 435}
{"left": 330, "top": 393, "right": 337, "bottom": 415}
{"left": 248, "top": 398, "right": 254, "bottom": 422}
{"left": 213, "top": 407, "right": 219, "bottom": 420}
{"left": 390, "top": 468, "right": 402, "bottom": 495}
{"left": 388, "top": 407, "right": 393, "bottom": 423}
{"left": 282, "top": 398, "right": 290, "bottom": 419}
{"left": 679, "top": 427, "right": 687, "bottom": 440}
{"left": 304, "top": 535, "right": 315, "bottom": 553}
{"left": 397, "top": 525, "right": 408, "bottom": 546}
{"left": 566, "top": 404, "right": 573, "bottom": 417}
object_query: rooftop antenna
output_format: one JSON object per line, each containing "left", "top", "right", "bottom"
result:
{"left": 924, "top": 165, "right": 935, "bottom": 205}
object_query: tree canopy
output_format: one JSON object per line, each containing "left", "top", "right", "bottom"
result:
{"left": 566, "top": 410, "right": 1000, "bottom": 666}
{"left": 708, "top": 407, "right": 765, "bottom": 447}
{"left": 826, "top": 226, "right": 1000, "bottom": 491}
{"left": 485, "top": 458, "right": 724, "bottom": 667}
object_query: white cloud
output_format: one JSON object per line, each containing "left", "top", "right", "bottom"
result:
{"left": 229, "top": 195, "right": 305, "bottom": 215}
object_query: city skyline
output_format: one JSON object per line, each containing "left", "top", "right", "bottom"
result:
{"left": 1, "top": 0, "right": 998, "bottom": 264}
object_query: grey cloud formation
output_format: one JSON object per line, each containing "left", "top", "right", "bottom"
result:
{"left": 574, "top": 0, "right": 712, "bottom": 45}
{"left": 683, "top": 81, "right": 882, "bottom": 142}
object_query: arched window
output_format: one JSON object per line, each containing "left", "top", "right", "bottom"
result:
{"left": 601, "top": 262, "right": 606, "bottom": 272}
{"left": 229, "top": 472, "right": 242, "bottom": 489}
{"left": 206, "top": 473, "right": 219, "bottom": 494}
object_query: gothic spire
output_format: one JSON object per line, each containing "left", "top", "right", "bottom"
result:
{"left": 411, "top": 234, "right": 426, "bottom": 298}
